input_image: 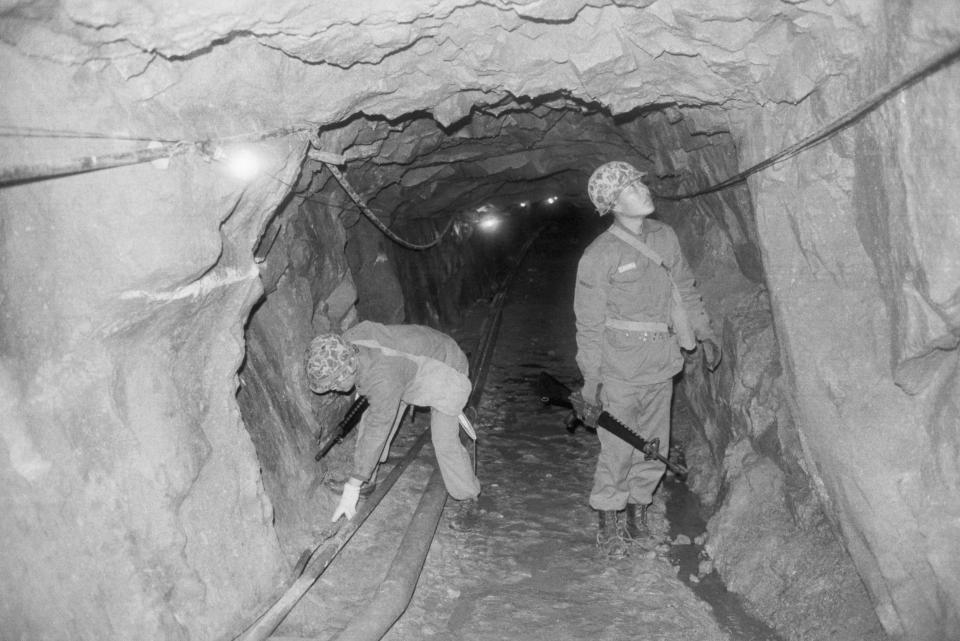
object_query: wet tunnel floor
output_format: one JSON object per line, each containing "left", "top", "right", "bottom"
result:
{"left": 280, "top": 219, "right": 781, "bottom": 641}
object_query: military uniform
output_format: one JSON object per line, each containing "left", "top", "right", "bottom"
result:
{"left": 342, "top": 321, "right": 480, "bottom": 500}
{"left": 574, "top": 219, "right": 713, "bottom": 510}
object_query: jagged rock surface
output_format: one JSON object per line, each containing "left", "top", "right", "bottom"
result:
{"left": 1, "top": 1, "right": 958, "bottom": 640}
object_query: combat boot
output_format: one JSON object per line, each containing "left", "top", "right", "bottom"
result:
{"left": 624, "top": 503, "right": 657, "bottom": 548}
{"left": 597, "top": 510, "right": 629, "bottom": 559}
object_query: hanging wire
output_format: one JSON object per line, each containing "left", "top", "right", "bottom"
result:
{"left": 323, "top": 163, "right": 458, "bottom": 250}
{"left": 0, "top": 125, "right": 181, "bottom": 143}
{"left": 0, "top": 141, "right": 196, "bottom": 188}
{"left": 240, "top": 159, "right": 454, "bottom": 247}
{"left": 0, "top": 124, "right": 317, "bottom": 188}
{"left": 252, "top": 165, "right": 358, "bottom": 214}
{"left": 233, "top": 158, "right": 457, "bottom": 254}
{"left": 656, "top": 40, "right": 960, "bottom": 201}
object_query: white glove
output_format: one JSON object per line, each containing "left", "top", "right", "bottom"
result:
{"left": 331, "top": 481, "right": 361, "bottom": 522}
{"left": 458, "top": 412, "right": 477, "bottom": 440}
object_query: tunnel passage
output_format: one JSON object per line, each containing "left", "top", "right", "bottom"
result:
{"left": 2, "top": 2, "right": 959, "bottom": 641}
{"left": 232, "top": 101, "right": 868, "bottom": 640}
{"left": 234, "top": 103, "right": 762, "bottom": 552}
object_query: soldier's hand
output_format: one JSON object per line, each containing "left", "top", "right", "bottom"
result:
{"left": 703, "top": 339, "right": 722, "bottom": 372}
{"left": 580, "top": 379, "right": 601, "bottom": 405}
{"left": 331, "top": 480, "right": 362, "bottom": 522}
{"left": 570, "top": 387, "right": 602, "bottom": 429}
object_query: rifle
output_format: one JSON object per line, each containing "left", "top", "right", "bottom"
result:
{"left": 535, "top": 371, "right": 592, "bottom": 433}
{"left": 536, "top": 372, "right": 688, "bottom": 477}
{"left": 315, "top": 395, "right": 369, "bottom": 461}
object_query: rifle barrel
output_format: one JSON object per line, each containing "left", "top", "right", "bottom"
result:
{"left": 315, "top": 396, "right": 370, "bottom": 461}
{"left": 538, "top": 371, "right": 683, "bottom": 474}
{"left": 597, "top": 412, "right": 687, "bottom": 476}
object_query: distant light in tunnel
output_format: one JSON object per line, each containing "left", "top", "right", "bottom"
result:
{"left": 477, "top": 215, "right": 501, "bottom": 232}
{"left": 223, "top": 147, "right": 262, "bottom": 181}
{"left": 519, "top": 201, "right": 529, "bottom": 208}
{"left": 546, "top": 196, "right": 558, "bottom": 205}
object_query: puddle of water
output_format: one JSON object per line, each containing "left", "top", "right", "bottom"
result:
{"left": 664, "top": 477, "right": 784, "bottom": 641}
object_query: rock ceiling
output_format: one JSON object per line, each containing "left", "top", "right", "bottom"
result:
{"left": 2, "top": 0, "right": 872, "bottom": 219}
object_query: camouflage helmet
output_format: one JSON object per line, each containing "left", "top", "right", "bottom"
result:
{"left": 305, "top": 334, "right": 358, "bottom": 393}
{"left": 587, "top": 161, "right": 647, "bottom": 215}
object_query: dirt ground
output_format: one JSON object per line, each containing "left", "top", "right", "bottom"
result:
{"left": 273, "top": 219, "right": 739, "bottom": 640}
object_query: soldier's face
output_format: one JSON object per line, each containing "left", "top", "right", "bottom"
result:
{"left": 614, "top": 182, "right": 654, "bottom": 218}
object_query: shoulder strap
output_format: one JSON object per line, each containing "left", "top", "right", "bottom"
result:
{"left": 608, "top": 226, "right": 667, "bottom": 271}
{"left": 608, "top": 226, "right": 699, "bottom": 349}
{"left": 350, "top": 339, "right": 456, "bottom": 375}
{"left": 349, "top": 338, "right": 421, "bottom": 364}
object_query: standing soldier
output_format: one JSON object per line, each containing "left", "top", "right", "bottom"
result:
{"left": 574, "top": 161, "right": 720, "bottom": 558}
{"left": 306, "top": 321, "right": 481, "bottom": 522}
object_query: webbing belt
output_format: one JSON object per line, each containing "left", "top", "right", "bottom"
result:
{"left": 605, "top": 318, "right": 669, "bottom": 333}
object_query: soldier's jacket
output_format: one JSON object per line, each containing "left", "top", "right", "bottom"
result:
{"left": 574, "top": 219, "right": 713, "bottom": 387}
{"left": 342, "top": 321, "right": 471, "bottom": 481}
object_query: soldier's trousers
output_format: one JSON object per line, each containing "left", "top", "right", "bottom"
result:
{"left": 588, "top": 378, "right": 672, "bottom": 511}
{"left": 431, "top": 409, "right": 481, "bottom": 500}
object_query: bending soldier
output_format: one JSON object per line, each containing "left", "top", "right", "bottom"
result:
{"left": 306, "top": 321, "right": 481, "bottom": 521}
{"left": 574, "top": 161, "right": 720, "bottom": 558}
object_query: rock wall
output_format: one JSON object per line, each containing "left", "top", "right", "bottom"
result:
{"left": 739, "top": 5, "right": 960, "bottom": 639}
{"left": 0, "top": 117, "right": 307, "bottom": 637}
{"left": 642, "top": 110, "right": 883, "bottom": 640}
{"left": 236, "top": 181, "right": 361, "bottom": 557}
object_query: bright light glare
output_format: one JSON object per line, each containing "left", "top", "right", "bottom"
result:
{"left": 478, "top": 215, "right": 500, "bottom": 231}
{"left": 519, "top": 201, "right": 528, "bottom": 208}
{"left": 225, "top": 147, "right": 262, "bottom": 181}
{"left": 546, "top": 196, "right": 558, "bottom": 205}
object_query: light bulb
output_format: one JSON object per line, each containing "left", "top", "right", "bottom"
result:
{"left": 225, "top": 147, "right": 261, "bottom": 181}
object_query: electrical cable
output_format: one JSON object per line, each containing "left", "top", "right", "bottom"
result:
{"left": 0, "top": 124, "right": 316, "bottom": 188}
{"left": 0, "top": 141, "right": 195, "bottom": 187}
{"left": 656, "top": 40, "right": 960, "bottom": 201}
{"left": 253, "top": 164, "right": 359, "bottom": 214}
{"left": 0, "top": 125, "right": 180, "bottom": 143}
{"left": 252, "top": 162, "right": 453, "bottom": 250}
{"left": 227, "top": 427, "right": 434, "bottom": 641}
{"left": 215, "top": 155, "right": 454, "bottom": 250}
{"left": 323, "top": 163, "right": 458, "bottom": 250}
